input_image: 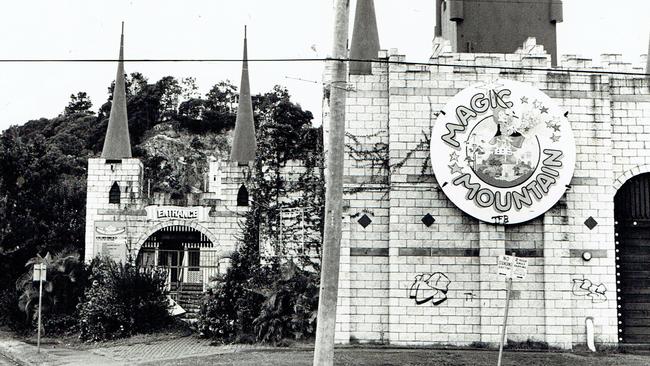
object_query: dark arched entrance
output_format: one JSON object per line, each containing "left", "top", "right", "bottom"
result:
{"left": 136, "top": 225, "right": 219, "bottom": 312}
{"left": 615, "top": 173, "right": 650, "bottom": 343}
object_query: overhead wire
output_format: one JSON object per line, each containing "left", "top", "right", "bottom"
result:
{"left": 0, "top": 57, "right": 647, "bottom": 77}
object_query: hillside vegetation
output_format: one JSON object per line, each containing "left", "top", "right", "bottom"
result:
{"left": 0, "top": 73, "right": 320, "bottom": 294}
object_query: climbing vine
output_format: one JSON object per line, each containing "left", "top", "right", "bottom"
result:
{"left": 344, "top": 126, "right": 434, "bottom": 195}
{"left": 344, "top": 98, "right": 439, "bottom": 194}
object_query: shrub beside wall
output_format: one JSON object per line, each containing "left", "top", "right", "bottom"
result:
{"left": 77, "top": 257, "right": 173, "bottom": 342}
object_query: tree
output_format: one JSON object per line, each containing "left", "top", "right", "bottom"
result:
{"left": 206, "top": 80, "right": 237, "bottom": 113}
{"left": 64, "top": 92, "right": 93, "bottom": 116}
{"left": 157, "top": 76, "right": 182, "bottom": 122}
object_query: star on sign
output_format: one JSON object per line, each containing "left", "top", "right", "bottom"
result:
{"left": 550, "top": 134, "right": 560, "bottom": 142}
{"left": 520, "top": 96, "right": 529, "bottom": 104}
{"left": 540, "top": 106, "right": 549, "bottom": 114}
{"left": 449, "top": 151, "right": 459, "bottom": 162}
{"left": 545, "top": 120, "right": 555, "bottom": 128}
{"left": 552, "top": 124, "right": 561, "bottom": 132}
{"left": 448, "top": 163, "right": 464, "bottom": 175}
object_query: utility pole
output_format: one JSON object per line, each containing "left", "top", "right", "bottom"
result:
{"left": 313, "top": 1, "right": 349, "bottom": 365}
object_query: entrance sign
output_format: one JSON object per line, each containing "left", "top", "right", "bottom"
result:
{"left": 430, "top": 80, "right": 576, "bottom": 224}
{"left": 145, "top": 206, "right": 209, "bottom": 221}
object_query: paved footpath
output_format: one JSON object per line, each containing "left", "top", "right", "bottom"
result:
{"left": 0, "top": 335, "right": 269, "bottom": 365}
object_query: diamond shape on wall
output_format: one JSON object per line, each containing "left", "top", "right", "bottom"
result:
{"left": 358, "top": 214, "right": 372, "bottom": 228}
{"left": 422, "top": 213, "right": 436, "bottom": 227}
{"left": 584, "top": 216, "right": 598, "bottom": 230}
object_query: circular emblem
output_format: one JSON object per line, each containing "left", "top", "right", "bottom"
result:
{"left": 430, "top": 80, "right": 575, "bottom": 224}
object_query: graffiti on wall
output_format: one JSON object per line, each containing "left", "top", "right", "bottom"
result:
{"left": 408, "top": 272, "right": 451, "bottom": 306}
{"left": 464, "top": 292, "right": 476, "bottom": 302}
{"left": 572, "top": 277, "right": 607, "bottom": 303}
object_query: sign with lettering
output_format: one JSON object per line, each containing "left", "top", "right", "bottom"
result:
{"left": 497, "top": 255, "right": 528, "bottom": 279}
{"left": 430, "top": 80, "right": 575, "bottom": 224}
{"left": 94, "top": 221, "right": 127, "bottom": 262}
{"left": 145, "top": 206, "right": 208, "bottom": 221}
{"left": 33, "top": 263, "right": 46, "bottom": 282}
{"left": 156, "top": 207, "right": 199, "bottom": 219}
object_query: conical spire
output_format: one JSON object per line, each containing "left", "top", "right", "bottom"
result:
{"left": 101, "top": 22, "right": 132, "bottom": 160}
{"left": 349, "top": 0, "right": 380, "bottom": 75}
{"left": 230, "top": 26, "right": 257, "bottom": 164}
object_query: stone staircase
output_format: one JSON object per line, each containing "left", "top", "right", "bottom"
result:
{"left": 170, "top": 282, "right": 204, "bottom": 319}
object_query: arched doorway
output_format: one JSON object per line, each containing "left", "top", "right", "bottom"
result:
{"left": 615, "top": 173, "right": 650, "bottom": 343}
{"left": 136, "top": 225, "right": 221, "bottom": 311}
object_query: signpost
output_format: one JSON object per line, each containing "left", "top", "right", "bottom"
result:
{"left": 33, "top": 263, "right": 46, "bottom": 353}
{"left": 496, "top": 253, "right": 528, "bottom": 366}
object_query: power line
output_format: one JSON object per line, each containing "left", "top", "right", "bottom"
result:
{"left": 0, "top": 56, "right": 647, "bottom": 77}
{"left": 0, "top": 58, "right": 325, "bottom": 63}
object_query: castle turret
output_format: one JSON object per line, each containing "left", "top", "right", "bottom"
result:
{"left": 349, "top": 0, "right": 380, "bottom": 75}
{"left": 101, "top": 22, "right": 132, "bottom": 160}
{"left": 230, "top": 26, "right": 257, "bottom": 164}
{"left": 85, "top": 23, "right": 143, "bottom": 263}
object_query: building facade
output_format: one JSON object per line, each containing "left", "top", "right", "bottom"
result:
{"left": 85, "top": 2, "right": 650, "bottom": 349}
{"left": 323, "top": 0, "right": 650, "bottom": 348}
{"left": 84, "top": 27, "right": 256, "bottom": 309}
{"left": 328, "top": 0, "right": 650, "bottom": 348}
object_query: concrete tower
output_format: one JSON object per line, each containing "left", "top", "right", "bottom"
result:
{"left": 84, "top": 23, "right": 144, "bottom": 262}
{"left": 349, "top": 0, "right": 380, "bottom": 75}
{"left": 230, "top": 26, "right": 257, "bottom": 164}
{"left": 101, "top": 22, "right": 132, "bottom": 160}
{"left": 434, "top": 0, "right": 563, "bottom": 65}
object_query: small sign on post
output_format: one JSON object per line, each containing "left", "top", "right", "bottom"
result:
{"left": 496, "top": 254, "right": 528, "bottom": 366}
{"left": 33, "top": 263, "right": 46, "bottom": 353}
{"left": 497, "top": 255, "right": 528, "bottom": 279}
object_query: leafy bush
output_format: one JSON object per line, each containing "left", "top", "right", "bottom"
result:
{"left": 197, "top": 250, "right": 268, "bottom": 342}
{"left": 14, "top": 249, "right": 87, "bottom": 331}
{"left": 0, "top": 288, "right": 24, "bottom": 330}
{"left": 77, "top": 256, "right": 172, "bottom": 342}
{"left": 252, "top": 264, "right": 319, "bottom": 343}
{"left": 43, "top": 314, "right": 79, "bottom": 335}
{"left": 198, "top": 255, "right": 319, "bottom": 344}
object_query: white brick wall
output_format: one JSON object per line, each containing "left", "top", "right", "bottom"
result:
{"left": 330, "top": 41, "right": 649, "bottom": 348}
{"left": 85, "top": 158, "right": 246, "bottom": 264}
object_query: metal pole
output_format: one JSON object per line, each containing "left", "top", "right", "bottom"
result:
{"left": 497, "top": 252, "right": 515, "bottom": 366}
{"left": 37, "top": 265, "right": 43, "bottom": 353}
{"left": 497, "top": 277, "right": 512, "bottom": 366}
{"left": 313, "top": 1, "right": 349, "bottom": 365}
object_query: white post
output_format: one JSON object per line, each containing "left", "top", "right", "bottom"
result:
{"left": 37, "top": 264, "right": 44, "bottom": 353}
{"left": 497, "top": 276, "right": 512, "bottom": 366}
{"left": 497, "top": 252, "right": 515, "bottom": 366}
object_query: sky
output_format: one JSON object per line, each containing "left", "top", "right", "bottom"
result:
{"left": 0, "top": 0, "right": 649, "bottom": 132}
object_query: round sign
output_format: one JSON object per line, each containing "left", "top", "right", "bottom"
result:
{"left": 430, "top": 79, "right": 575, "bottom": 224}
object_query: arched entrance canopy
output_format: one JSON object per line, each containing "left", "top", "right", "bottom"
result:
{"left": 133, "top": 220, "right": 220, "bottom": 255}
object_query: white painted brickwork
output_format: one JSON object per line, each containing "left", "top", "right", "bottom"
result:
{"left": 85, "top": 158, "right": 248, "bottom": 264}
{"left": 327, "top": 39, "right": 649, "bottom": 348}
